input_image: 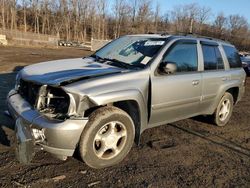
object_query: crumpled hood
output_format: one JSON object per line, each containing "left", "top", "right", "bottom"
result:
{"left": 20, "top": 57, "right": 124, "bottom": 86}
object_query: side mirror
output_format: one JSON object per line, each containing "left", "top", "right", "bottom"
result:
{"left": 160, "top": 61, "right": 177, "bottom": 74}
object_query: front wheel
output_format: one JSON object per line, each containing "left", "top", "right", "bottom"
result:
{"left": 79, "top": 106, "right": 135, "bottom": 169}
{"left": 213, "top": 92, "right": 234, "bottom": 127}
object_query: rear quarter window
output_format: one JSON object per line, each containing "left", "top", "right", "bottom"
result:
{"left": 223, "top": 45, "right": 242, "bottom": 68}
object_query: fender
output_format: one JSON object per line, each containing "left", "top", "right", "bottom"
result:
{"left": 89, "top": 89, "right": 148, "bottom": 135}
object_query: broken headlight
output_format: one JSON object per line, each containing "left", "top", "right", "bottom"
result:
{"left": 36, "top": 86, "right": 72, "bottom": 120}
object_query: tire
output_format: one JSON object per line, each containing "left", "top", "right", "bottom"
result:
{"left": 79, "top": 106, "right": 135, "bottom": 169}
{"left": 213, "top": 92, "right": 234, "bottom": 127}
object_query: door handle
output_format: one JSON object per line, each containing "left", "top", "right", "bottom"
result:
{"left": 192, "top": 80, "right": 199, "bottom": 85}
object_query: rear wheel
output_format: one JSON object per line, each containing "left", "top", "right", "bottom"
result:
{"left": 213, "top": 92, "right": 234, "bottom": 127}
{"left": 79, "top": 106, "right": 135, "bottom": 169}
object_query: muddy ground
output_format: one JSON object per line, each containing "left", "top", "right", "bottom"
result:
{"left": 0, "top": 46, "right": 249, "bottom": 188}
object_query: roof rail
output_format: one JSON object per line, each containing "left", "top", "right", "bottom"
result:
{"left": 147, "top": 31, "right": 230, "bottom": 44}
{"left": 183, "top": 33, "right": 229, "bottom": 43}
{"left": 171, "top": 32, "right": 230, "bottom": 44}
{"left": 147, "top": 31, "right": 170, "bottom": 36}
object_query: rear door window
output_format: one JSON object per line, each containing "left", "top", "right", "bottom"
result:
{"left": 223, "top": 45, "right": 242, "bottom": 68}
{"left": 202, "top": 45, "right": 224, "bottom": 70}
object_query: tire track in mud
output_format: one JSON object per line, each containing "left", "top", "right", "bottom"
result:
{"left": 167, "top": 123, "right": 250, "bottom": 157}
{"left": 9, "top": 161, "right": 66, "bottom": 185}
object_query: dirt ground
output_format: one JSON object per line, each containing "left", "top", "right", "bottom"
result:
{"left": 0, "top": 46, "right": 249, "bottom": 188}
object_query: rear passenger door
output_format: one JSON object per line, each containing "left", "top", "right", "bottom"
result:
{"left": 199, "top": 41, "right": 230, "bottom": 112}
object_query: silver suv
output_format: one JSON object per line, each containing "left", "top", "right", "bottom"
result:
{"left": 7, "top": 34, "right": 246, "bottom": 168}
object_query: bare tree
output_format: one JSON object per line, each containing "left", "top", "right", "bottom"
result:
{"left": 186, "top": 3, "right": 198, "bottom": 33}
{"left": 78, "top": 0, "right": 91, "bottom": 41}
{"left": 113, "top": 0, "right": 131, "bottom": 38}
{"left": 41, "top": 0, "right": 50, "bottom": 34}
{"left": 197, "top": 6, "right": 211, "bottom": 33}
{"left": 228, "top": 14, "right": 248, "bottom": 48}
{"left": 31, "top": 0, "right": 40, "bottom": 34}
{"left": 153, "top": 2, "right": 160, "bottom": 33}
{"left": 61, "top": 0, "right": 72, "bottom": 40}
{"left": 10, "top": 0, "right": 17, "bottom": 31}
{"left": 0, "top": 1, "right": 249, "bottom": 51}
{"left": 21, "top": 0, "right": 30, "bottom": 32}
{"left": 1, "top": 0, "right": 6, "bottom": 29}
{"left": 51, "top": 0, "right": 64, "bottom": 37}
{"left": 214, "top": 13, "right": 227, "bottom": 38}
{"left": 137, "top": 0, "right": 152, "bottom": 33}
{"left": 130, "top": 0, "right": 137, "bottom": 27}
{"left": 171, "top": 3, "right": 198, "bottom": 33}
{"left": 228, "top": 14, "right": 248, "bottom": 33}
{"left": 96, "top": 0, "right": 107, "bottom": 39}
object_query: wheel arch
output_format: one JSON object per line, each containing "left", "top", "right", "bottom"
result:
{"left": 209, "top": 84, "right": 240, "bottom": 115}
{"left": 82, "top": 89, "right": 148, "bottom": 144}
{"left": 226, "top": 87, "right": 239, "bottom": 104}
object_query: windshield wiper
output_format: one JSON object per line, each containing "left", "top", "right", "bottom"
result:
{"left": 103, "top": 58, "right": 133, "bottom": 69}
{"left": 90, "top": 54, "right": 103, "bottom": 61}
{"left": 90, "top": 54, "right": 141, "bottom": 69}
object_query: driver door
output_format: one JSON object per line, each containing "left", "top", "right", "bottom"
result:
{"left": 149, "top": 39, "right": 202, "bottom": 126}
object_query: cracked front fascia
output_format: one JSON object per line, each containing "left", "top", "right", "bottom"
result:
{"left": 64, "top": 90, "right": 97, "bottom": 117}
{"left": 67, "top": 93, "right": 78, "bottom": 116}
{"left": 62, "top": 87, "right": 149, "bottom": 134}
{"left": 61, "top": 69, "right": 150, "bottom": 132}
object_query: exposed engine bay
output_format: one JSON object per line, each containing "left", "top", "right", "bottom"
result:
{"left": 18, "top": 79, "right": 70, "bottom": 120}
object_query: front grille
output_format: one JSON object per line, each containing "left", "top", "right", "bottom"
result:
{"left": 18, "top": 79, "right": 41, "bottom": 107}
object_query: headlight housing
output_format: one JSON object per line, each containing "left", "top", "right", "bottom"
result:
{"left": 37, "top": 86, "right": 71, "bottom": 119}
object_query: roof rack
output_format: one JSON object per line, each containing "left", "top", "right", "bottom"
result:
{"left": 147, "top": 31, "right": 230, "bottom": 44}
{"left": 182, "top": 33, "right": 229, "bottom": 43}
{"left": 147, "top": 31, "right": 170, "bottom": 36}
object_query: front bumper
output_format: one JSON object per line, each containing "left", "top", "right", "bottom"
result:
{"left": 7, "top": 89, "right": 88, "bottom": 163}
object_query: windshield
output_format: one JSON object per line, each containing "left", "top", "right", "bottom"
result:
{"left": 94, "top": 36, "right": 167, "bottom": 68}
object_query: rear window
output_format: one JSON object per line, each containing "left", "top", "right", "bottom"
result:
{"left": 223, "top": 46, "right": 242, "bottom": 68}
{"left": 202, "top": 45, "right": 224, "bottom": 70}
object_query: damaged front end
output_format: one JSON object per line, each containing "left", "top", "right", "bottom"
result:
{"left": 9, "top": 79, "right": 89, "bottom": 164}
{"left": 35, "top": 85, "right": 72, "bottom": 119}
{"left": 15, "top": 118, "right": 35, "bottom": 164}
{"left": 18, "top": 79, "right": 73, "bottom": 120}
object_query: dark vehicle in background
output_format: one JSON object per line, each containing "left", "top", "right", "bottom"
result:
{"left": 241, "top": 56, "right": 250, "bottom": 75}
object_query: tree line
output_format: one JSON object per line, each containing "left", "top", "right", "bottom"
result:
{"left": 0, "top": 0, "right": 250, "bottom": 51}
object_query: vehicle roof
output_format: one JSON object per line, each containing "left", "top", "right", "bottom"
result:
{"left": 127, "top": 34, "right": 234, "bottom": 47}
